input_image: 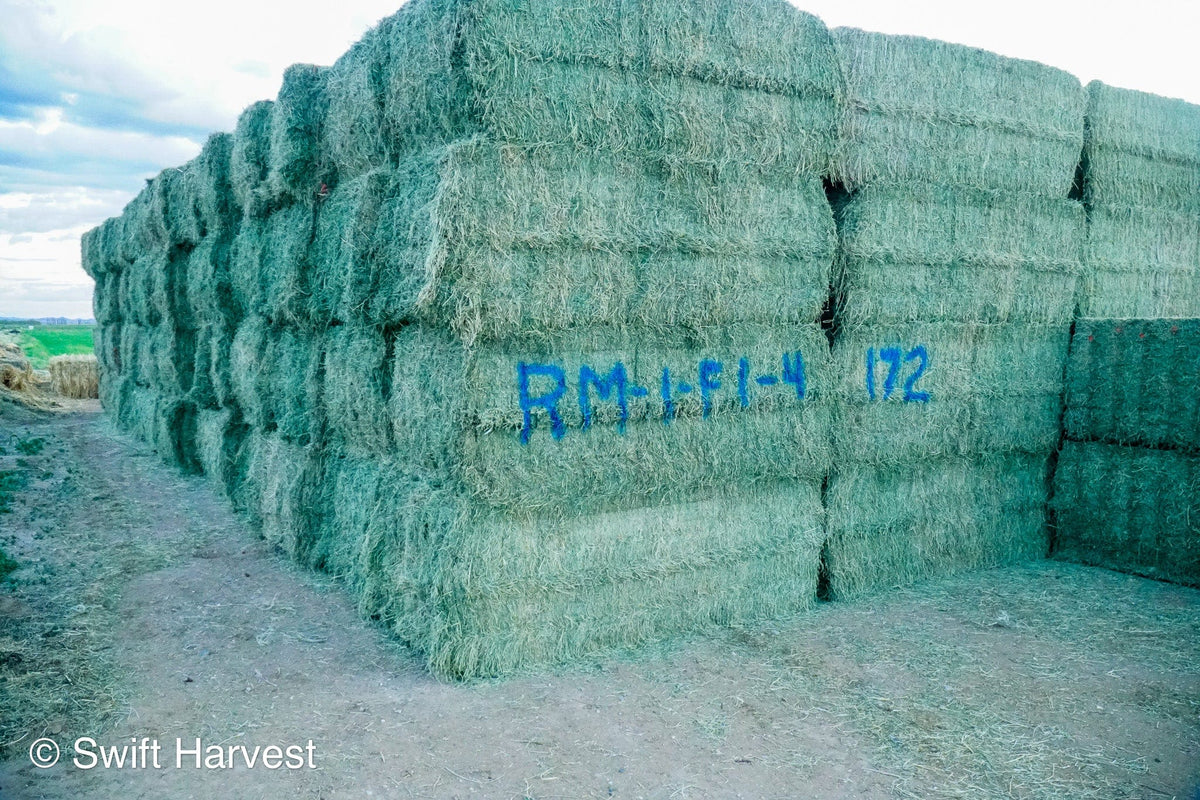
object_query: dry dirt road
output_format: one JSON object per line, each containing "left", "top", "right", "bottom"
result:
{"left": 1, "top": 402, "right": 1198, "bottom": 800}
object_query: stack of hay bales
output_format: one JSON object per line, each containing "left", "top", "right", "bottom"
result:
{"left": 823, "top": 30, "right": 1086, "bottom": 598}
{"left": 85, "top": 0, "right": 845, "bottom": 679}
{"left": 1054, "top": 320, "right": 1200, "bottom": 586}
{"left": 1052, "top": 87, "right": 1200, "bottom": 587}
{"left": 82, "top": 132, "right": 241, "bottom": 475}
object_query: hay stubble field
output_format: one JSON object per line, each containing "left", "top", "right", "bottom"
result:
{"left": 0, "top": 402, "right": 1196, "bottom": 799}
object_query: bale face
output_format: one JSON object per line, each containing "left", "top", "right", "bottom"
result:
{"left": 825, "top": 454, "right": 1051, "bottom": 599}
{"left": 836, "top": 184, "right": 1083, "bottom": 326}
{"left": 1053, "top": 440, "right": 1200, "bottom": 587}
{"left": 357, "top": 142, "right": 835, "bottom": 337}
{"left": 384, "top": 322, "right": 831, "bottom": 514}
{"left": 230, "top": 100, "right": 276, "bottom": 217}
{"left": 196, "top": 407, "right": 250, "bottom": 500}
{"left": 831, "top": 323, "right": 1069, "bottom": 463}
{"left": 1079, "top": 204, "right": 1200, "bottom": 318}
{"left": 267, "top": 64, "right": 332, "bottom": 205}
{"left": 315, "top": 461, "right": 825, "bottom": 679}
{"left": 1082, "top": 81, "right": 1200, "bottom": 212}
{"left": 1064, "top": 319, "right": 1200, "bottom": 451}
{"left": 832, "top": 28, "right": 1085, "bottom": 196}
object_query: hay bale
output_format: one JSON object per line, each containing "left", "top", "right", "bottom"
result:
{"left": 1082, "top": 81, "right": 1200, "bottom": 212}
{"left": 196, "top": 407, "right": 251, "bottom": 500}
{"left": 322, "top": 324, "right": 392, "bottom": 454}
{"left": 49, "top": 355, "right": 99, "bottom": 399}
{"left": 259, "top": 202, "right": 323, "bottom": 329}
{"left": 96, "top": 324, "right": 122, "bottom": 377}
{"left": 386, "top": 323, "right": 832, "bottom": 513}
{"left": 343, "top": 0, "right": 841, "bottom": 173}
{"left": 831, "top": 323, "right": 1069, "bottom": 463}
{"left": 1053, "top": 440, "right": 1200, "bottom": 587}
{"left": 193, "top": 132, "right": 237, "bottom": 236}
{"left": 314, "top": 456, "right": 824, "bottom": 678}
{"left": 231, "top": 316, "right": 322, "bottom": 441}
{"left": 242, "top": 431, "right": 327, "bottom": 560}
{"left": 1078, "top": 204, "right": 1200, "bottom": 318}
{"left": 231, "top": 100, "right": 275, "bottom": 218}
{"left": 1064, "top": 319, "right": 1200, "bottom": 452}
{"left": 267, "top": 64, "right": 332, "bottom": 205}
{"left": 836, "top": 184, "right": 1083, "bottom": 326}
{"left": 126, "top": 253, "right": 169, "bottom": 327}
{"left": 92, "top": 270, "right": 122, "bottom": 327}
{"left": 323, "top": 25, "right": 393, "bottom": 178}
{"left": 185, "top": 235, "right": 237, "bottom": 328}
{"left": 310, "top": 169, "right": 392, "bottom": 323}
{"left": 832, "top": 28, "right": 1085, "bottom": 196}
{"left": 355, "top": 142, "right": 834, "bottom": 337}
{"left": 229, "top": 216, "right": 266, "bottom": 319}
{"left": 825, "top": 454, "right": 1050, "bottom": 599}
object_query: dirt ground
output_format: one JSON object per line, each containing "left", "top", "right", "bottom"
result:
{"left": 0, "top": 402, "right": 1197, "bottom": 800}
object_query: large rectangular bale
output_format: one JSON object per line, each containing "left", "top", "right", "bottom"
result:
{"left": 831, "top": 323, "right": 1069, "bottom": 463}
{"left": 383, "top": 322, "right": 831, "bottom": 513}
{"left": 126, "top": 253, "right": 170, "bottom": 328}
{"left": 95, "top": 324, "right": 122, "bottom": 377}
{"left": 229, "top": 216, "right": 265, "bottom": 318}
{"left": 230, "top": 316, "right": 323, "bottom": 442}
{"left": 832, "top": 28, "right": 1084, "bottom": 197}
{"left": 1082, "top": 81, "right": 1200, "bottom": 212}
{"left": 92, "top": 270, "right": 122, "bottom": 327}
{"left": 230, "top": 100, "right": 275, "bottom": 218}
{"left": 152, "top": 164, "right": 203, "bottom": 248}
{"left": 333, "top": 142, "right": 834, "bottom": 337}
{"left": 825, "top": 454, "right": 1050, "bottom": 599}
{"left": 1079, "top": 204, "right": 1200, "bottom": 318}
{"left": 322, "top": 0, "right": 840, "bottom": 176}
{"left": 240, "top": 431, "right": 327, "bottom": 560}
{"left": 315, "top": 457, "right": 825, "bottom": 679}
{"left": 193, "top": 132, "right": 236, "bottom": 236}
{"left": 259, "top": 202, "right": 323, "bottom": 328}
{"left": 267, "top": 64, "right": 332, "bottom": 206}
{"left": 185, "top": 234, "right": 237, "bottom": 328}
{"left": 1064, "top": 319, "right": 1200, "bottom": 451}
{"left": 119, "top": 387, "right": 200, "bottom": 473}
{"left": 835, "top": 184, "right": 1083, "bottom": 326}
{"left": 196, "top": 407, "right": 251, "bottom": 501}
{"left": 1053, "top": 440, "right": 1200, "bottom": 587}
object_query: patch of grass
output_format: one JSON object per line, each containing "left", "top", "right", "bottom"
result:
{"left": 16, "top": 437, "right": 45, "bottom": 456}
{"left": 0, "top": 547, "right": 17, "bottom": 581}
{"left": 19, "top": 325, "right": 96, "bottom": 370}
{"left": 0, "top": 468, "right": 24, "bottom": 513}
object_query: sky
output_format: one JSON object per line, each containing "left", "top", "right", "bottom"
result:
{"left": 1, "top": 0, "right": 1198, "bottom": 320}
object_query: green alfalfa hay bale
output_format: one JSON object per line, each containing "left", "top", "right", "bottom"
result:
{"left": 92, "top": 270, "right": 122, "bottom": 327}
{"left": 229, "top": 216, "right": 266, "bottom": 319}
{"left": 370, "top": 0, "right": 840, "bottom": 173}
{"left": 1078, "top": 203, "right": 1200, "bottom": 319}
{"left": 831, "top": 27, "right": 1085, "bottom": 197}
{"left": 410, "top": 478, "right": 825, "bottom": 679}
{"left": 1064, "top": 319, "right": 1200, "bottom": 452}
{"left": 387, "top": 322, "right": 832, "bottom": 514}
{"left": 267, "top": 64, "right": 333, "bottom": 206}
{"left": 824, "top": 453, "right": 1051, "bottom": 600}
{"left": 126, "top": 252, "right": 169, "bottom": 327}
{"left": 95, "top": 324, "right": 122, "bottom": 377}
{"left": 196, "top": 407, "right": 251, "bottom": 501}
{"left": 322, "top": 324, "right": 393, "bottom": 455}
{"left": 231, "top": 100, "right": 275, "bottom": 218}
{"left": 230, "top": 316, "right": 323, "bottom": 441}
{"left": 193, "top": 132, "right": 237, "bottom": 236}
{"left": 1082, "top": 81, "right": 1200, "bottom": 212}
{"left": 831, "top": 323, "right": 1070, "bottom": 464}
{"left": 99, "top": 372, "right": 133, "bottom": 422}
{"left": 117, "top": 324, "right": 152, "bottom": 388}
{"left": 1052, "top": 440, "right": 1200, "bottom": 587}
{"left": 151, "top": 164, "right": 203, "bottom": 248}
{"left": 206, "top": 319, "right": 237, "bottom": 410}
{"left": 259, "top": 202, "right": 323, "bottom": 329}
{"left": 242, "top": 431, "right": 327, "bottom": 561}
{"left": 310, "top": 168, "right": 392, "bottom": 323}
{"left": 835, "top": 184, "right": 1083, "bottom": 326}
{"left": 357, "top": 141, "right": 834, "bottom": 337}
{"left": 322, "top": 25, "right": 393, "bottom": 179}
{"left": 185, "top": 235, "right": 237, "bottom": 328}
